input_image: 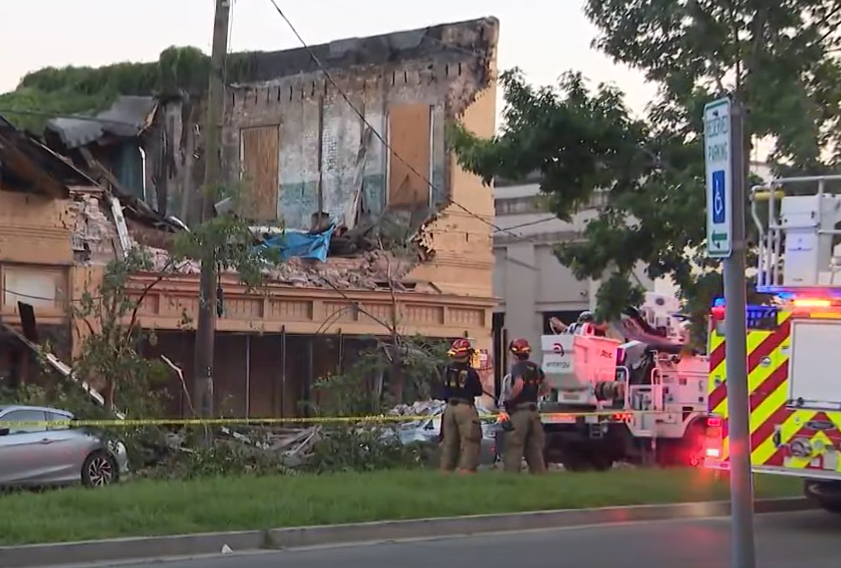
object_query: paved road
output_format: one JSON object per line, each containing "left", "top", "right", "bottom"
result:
{"left": 50, "top": 510, "right": 841, "bottom": 568}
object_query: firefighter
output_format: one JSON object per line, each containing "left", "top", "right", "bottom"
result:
{"left": 439, "top": 338, "right": 484, "bottom": 474}
{"left": 502, "top": 338, "right": 549, "bottom": 474}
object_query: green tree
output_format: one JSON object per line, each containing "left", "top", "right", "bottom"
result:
{"left": 0, "top": 46, "right": 260, "bottom": 133}
{"left": 452, "top": 1, "right": 841, "bottom": 341}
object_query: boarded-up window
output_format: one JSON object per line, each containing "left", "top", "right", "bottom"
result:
{"left": 239, "top": 126, "right": 280, "bottom": 221}
{"left": 1, "top": 264, "right": 68, "bottom": 311}
{"left": 387, "top": 104, "right": 432, "bottom": 208}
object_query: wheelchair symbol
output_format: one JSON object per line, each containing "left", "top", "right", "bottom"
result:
{"left": 711, "top": 170, "right": 726, "bottom": 224}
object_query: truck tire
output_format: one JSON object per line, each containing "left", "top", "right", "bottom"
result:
{"left": 804, "top": 480, "right": 841, "bottom": 513}
{"left": 816, "top": 498, "right": 841, "bottom": 513}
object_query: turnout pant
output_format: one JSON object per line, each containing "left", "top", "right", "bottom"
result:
{"left": 502, "top": 406, "right": 547, "bottom": 474}
{"left": 440, "top": 399, "right": 482, "bottom": 472}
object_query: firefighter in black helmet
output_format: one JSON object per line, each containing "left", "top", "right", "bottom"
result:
{"left": 502, "top": 338, "right": 549, "bottom": 474}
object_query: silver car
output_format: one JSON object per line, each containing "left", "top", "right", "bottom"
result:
{"left": 397, "top": 405, "right": 499, "bottom": 467}
{"left": 0, "top": 405, "right": 129, "bottom": 488}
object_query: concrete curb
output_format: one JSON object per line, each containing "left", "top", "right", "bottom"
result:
{"left": 0, "top": 497, "right": 815, "bottom": 568}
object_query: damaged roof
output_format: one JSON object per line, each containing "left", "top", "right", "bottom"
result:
{"left": 0, "top": 113, "right": 183, "bottom": 233}
{"left": 0, "top": 114, "right": 99, "bottom": 198}
{"left": 229, "top": 16, "right": 498, "bottom": 84}
{"left": 45, "top": 96, "right": 158, "bottom": 150}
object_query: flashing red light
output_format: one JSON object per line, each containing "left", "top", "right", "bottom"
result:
{"left": 707, "top": 416, "right": 722, "bottom": 428}
{"left": 711, "top": 306, "right": 725, "bottom": 320}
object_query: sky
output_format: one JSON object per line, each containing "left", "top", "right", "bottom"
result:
{"left": 0, "top": 0, "right": 656, "bottom": 117}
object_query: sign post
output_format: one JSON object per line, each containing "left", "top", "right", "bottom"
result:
{"left": 704, "top": 97, "right": 756, "bottom": 568}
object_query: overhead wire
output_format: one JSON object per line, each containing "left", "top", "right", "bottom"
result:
{"left": 0, "top": 287, "right": 103, "bottom": 304}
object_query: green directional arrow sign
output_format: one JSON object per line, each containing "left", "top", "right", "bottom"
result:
{"left": 711, "top": 231, "right": 728, "bottom": 244}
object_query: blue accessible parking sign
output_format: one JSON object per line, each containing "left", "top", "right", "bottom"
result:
{"left": 712, "top": 170, "right": 726, "bottom": 224}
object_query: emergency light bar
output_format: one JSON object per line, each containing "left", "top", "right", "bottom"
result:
{"left": 711, "top": 295, "right": 840, "bottom": 329}
{"left": 713, "top": 296, "right": 835, "bottom": 309}
{"left": 710, "top": 300, "right": 778, "bottom": 330}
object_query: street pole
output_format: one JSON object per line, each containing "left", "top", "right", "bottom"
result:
{"left": 194, "top": 0, "right": 231, "bottom": 419}
{"left": 723, "top": 99, "right": 756, "bottom": 568}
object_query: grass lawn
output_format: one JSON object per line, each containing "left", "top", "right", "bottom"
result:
{"left": 0, "top": 468, "right": 800, "bottom": 546}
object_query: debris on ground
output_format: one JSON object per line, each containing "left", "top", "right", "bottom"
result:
{"left": 159, "top": 425, "right": 322, "bottom": 467}
{"left": 389, "top": 400, "right": 446, "bottom": 418}
{"left": 389, "top": 399, "right": 497, "bottom": 419}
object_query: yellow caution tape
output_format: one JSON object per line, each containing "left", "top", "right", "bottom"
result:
{"left": 0, "top": 410, "right": 664, "bottom": 428}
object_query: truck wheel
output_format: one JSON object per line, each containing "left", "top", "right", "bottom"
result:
{"left": 804, "top": 480, "right": 841, "bottom": 513}
{"left": 816, "top": 498, "right": 841, "bottom": 513}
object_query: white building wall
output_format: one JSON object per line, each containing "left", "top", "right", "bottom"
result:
{"left": 492, "top": 180, "right": 655, "bottom": 353}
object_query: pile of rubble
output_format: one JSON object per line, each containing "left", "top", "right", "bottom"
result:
{"left": 145, "top": 245, "right": 415, "bottom": 290}
{"left": 164, "top": 424, "right": 321, "bottom": 468}
{"left": 389, "top": 399, "right": 446, "bottom": 419}
{"left": 65, "top": 187, "right": 425, "bottom": 291}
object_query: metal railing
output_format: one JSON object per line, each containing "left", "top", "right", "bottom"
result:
{"left": 750, "top": 175, "right": 841, "bottom": 290}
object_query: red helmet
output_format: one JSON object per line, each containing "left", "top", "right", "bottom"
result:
{"left": 448, "top": 338, "right": 471, "bottom": 358}
{"left": 509, "top": 338, "right": 531, "bottom": 355}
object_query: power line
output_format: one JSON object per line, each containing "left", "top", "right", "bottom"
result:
{"left": 1, "top": 287, "right": 103, "bottom": 304}
{"left": 494, "top": 216, "right": 559, "bottom": 233}
{"left": 266, "top": 1, "right": 529, "bottom": 242}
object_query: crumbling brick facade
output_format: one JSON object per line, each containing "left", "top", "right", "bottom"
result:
{"left": 220, "top": 17, "right": 496, "bottom": 231}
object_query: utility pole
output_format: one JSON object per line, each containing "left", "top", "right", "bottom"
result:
{"left": 194, "top": 0, "right": 231, "bottom": 419}
{"left": 723, "top": 99, "right": 756, "bottom": 568}
{"left": 704, "top": 97, "right": 756, "bottom": 568}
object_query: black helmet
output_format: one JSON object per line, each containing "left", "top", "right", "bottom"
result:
{"left": 578, "top": 310, "right": 595, "bottom": 323}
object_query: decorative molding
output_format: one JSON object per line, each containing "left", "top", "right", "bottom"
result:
{"left": 127, "top": 272, "right": 495, "bottom": 337}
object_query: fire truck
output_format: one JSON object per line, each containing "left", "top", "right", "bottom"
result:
{"left": 538, "top": 293, "right": 711, "bottom": 471}
{"left": 704, "top": 175, "right": 841, "bottom": 513}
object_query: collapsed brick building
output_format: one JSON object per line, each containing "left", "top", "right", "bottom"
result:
{"left": 2, "top": 17, "right": 500, "bottom": 417}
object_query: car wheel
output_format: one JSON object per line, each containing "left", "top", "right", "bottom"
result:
{"left": 82, "top": 451, "right": 118, "bottom": 488}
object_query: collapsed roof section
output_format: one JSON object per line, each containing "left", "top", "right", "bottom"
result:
{"left": 0, "top": 114, "right": 94, "bottom": 198}
{"left": 44, "top": 96, "right": 158, "bottom": 150}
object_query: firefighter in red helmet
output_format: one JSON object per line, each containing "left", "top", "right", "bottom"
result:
{"left": 501, "top": 338, "right": 548, "bottom": 474}
{"left": 438, "top": 338, "right": 484, "bottom": 473}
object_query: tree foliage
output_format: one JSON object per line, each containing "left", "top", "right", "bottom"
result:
{"left": 452, "top": 1, "right": 841, "bottom": 337}
{"left": 585, "top": 0, "right": 841, "bottom": 168}
{"left": 0, "top": 46, "right": 265, "bottom": 133}
{"left": 303, "top": 337, "right": 449, "bottom": 473}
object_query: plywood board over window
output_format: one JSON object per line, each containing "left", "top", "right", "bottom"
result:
{"left": 387, "top": 104, "right": 432, "bottom": 208}
{"left": 239, "top": 126, "right": 281, "bottom": 221}
{"left": 1, "top": 264, "right": 68, "bottom": 312}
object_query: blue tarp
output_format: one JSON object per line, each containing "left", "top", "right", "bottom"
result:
{"left": 260, "top": 224, "right": 335, "bottom": 262}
